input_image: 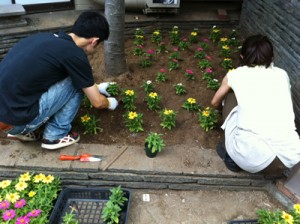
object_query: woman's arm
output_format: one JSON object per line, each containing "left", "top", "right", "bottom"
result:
{"left": 211, "top": 75, "right": 231, "bottom": 109}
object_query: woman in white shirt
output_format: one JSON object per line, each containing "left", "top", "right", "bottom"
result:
{"left": 211, "top": 35, "right": 300, "bottom": 176}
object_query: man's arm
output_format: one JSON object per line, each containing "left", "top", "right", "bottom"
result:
{"left": 211, "top": 75, "right": 231, "bottom": 109}
{"left": 83, "top": 84, "right": 109, "bottom": 109}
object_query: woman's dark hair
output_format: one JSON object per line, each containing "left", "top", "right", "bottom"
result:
{"left": 71, "top": 11, "right": 109, "bottom": 42}
{"left": 240, "top": 34, "right": 273, "bottom": 68}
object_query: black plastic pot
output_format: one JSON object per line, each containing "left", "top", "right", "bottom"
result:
{"left": 144, "top": 143, "right": 158, "bottom": 158}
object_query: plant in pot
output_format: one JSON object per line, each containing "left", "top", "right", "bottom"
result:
{"left": 144, "top": 132, "right": 166, "bottom": 158}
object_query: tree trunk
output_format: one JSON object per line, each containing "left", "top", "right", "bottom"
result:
{"left": 104, "top": 0, "right": 127, "bottom": 77}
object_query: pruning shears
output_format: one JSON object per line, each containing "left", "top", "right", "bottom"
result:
{"left": 59, "top": 153, "right": 102, "bottom": 162}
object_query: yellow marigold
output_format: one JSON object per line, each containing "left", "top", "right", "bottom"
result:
{"left": 149, "top": 92, "right": 158, "bottom": 98}
{"left": 213, "top": 29, "right": 220, "bottom": 33}
{"left": 19, "top": 172, "right": 31, "bottom": 182}
{"left": 42, "top": 175, "right": 54, "bottom": 184}
{"left": 224, "top": 58, "right": 232, "bottom": 61}
{"left": 220, "top": 37, "right": 228, "bottom": 42}
{"left": 0, "top": 180, "right": 12, "bottom": 189}
{"left": 222, "top": 45, "right": 230, "bottom": 50}
{"left": 81, "top": 115, "right": 91, "bottom": 123}
{"left": 28, "top": 191, "right": 36, "bottom": 198}
{"left": 294, "top": 204, "right": 300, "bottom": 212}
{"left": 164, "top": 110, "right": 173, "bottom": 115}
{"left": 202, "top": 110, "right": 210, "bottom": 117}
{"left": 187, "top": 98, "right": 196, "bottom": 104}
{"left": 136, "top": 35, "right": 144, "bottom": 39}
{"left": 281, "top": 211, "right": 294, "bottom": 224}
{"left": 15, "top": 181, "right": 28, "bottom": 191}
{"left": 5, "top": 192, "right": 20, "bottom": 203}
{"left": 153, "top": 31, "right": 160, "bottom": 35}
{"left": 125, "top": 90, "right": 135, "bottom": 96}
{"left": 191, "top": 31, "right": 197, "bottom": 36}
{"left": 33, "top": 173, "right": 46, "bottom": 183}
{"left": 128, "top": 112, "right": 138, "bottom": 120}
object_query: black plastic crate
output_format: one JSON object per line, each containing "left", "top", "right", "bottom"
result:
{"left": 228, "top": 220, "right": 258, "bottom": 224}
{"left": 49, "top": 187, "right": 131, "bottom": 224}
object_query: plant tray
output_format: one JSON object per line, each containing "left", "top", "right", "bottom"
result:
{"left": 228, "top": 220, "right": 258, "bottom": 224}
{"left": 49, "top": 187, "right": 131, "bottom": 224}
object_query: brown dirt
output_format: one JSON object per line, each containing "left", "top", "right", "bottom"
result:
{"left": 75, "top": 28, "right": 240, "bottom": 149}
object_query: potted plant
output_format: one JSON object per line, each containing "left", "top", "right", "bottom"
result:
{"left": 144, "top": 132, "right": 166, "bottom": 158}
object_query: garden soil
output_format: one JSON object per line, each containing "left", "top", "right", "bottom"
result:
{"left": 77, "top": 29, "right": 240, "bottom": 150}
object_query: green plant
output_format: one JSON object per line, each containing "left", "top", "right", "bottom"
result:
{"left": 169, "top": 25, "right": 180, "bottom": 45}
{"left": 178, "top": 37, "right": 189, "bottom": 51}
{"left": 198, "top": 107, "right": 219, "bottom": 132}
{"left": 160, "top": 109, "right": 177, "bottom": 130}
{"left": 168, "top": 58, "right": 180, "bottom": 71}
{"left": 140, "top": 55, "right": 152, "bottom": 68}
{"left": 194, "top": 47, "right": 206, "bottom": 59}
{"left": 198, "top": 58, "right": 212, "bottom": 70}
{"left": 134, "top": 34, "right": 144, "bottom": 46}
{"left": 220, "top": 45, "right": 231, "bottom": 57}
{"left": 145, "top": 132, "right": 166, "bottom": 153}
{"left": 124, "top": 111, "right": 143, "bottom": 132}
{"left": 156, "top": 68, "right": 168, "bottom": 82}
{"left": 81, "top": 113, "right": 102, "bottom": 134}
{"left": 220, "top": 58, "right": 233, "bottom": 69}
{"left": 202, "top": 67, "right": 214, "bottom": 81}
{"left": 0, "top": 172, "right": 61, "bottom": 223}
{"left": 132, "top": 44, "right": 144, "bottom": 56}
{"left": 207, "top": 78, "right": 220, "bottom": 90}
{"left": 199, "top": 38, "right": 209, "bottom": 50}
{"left": 121, "top": 89, "right": 136, "bottom": 110}
{"left": 151, "top": 30, "right": 162, "bottom": 45}
{"left": 156, "top": 41, "right": 167, "bottom": 54}
{"left": 174, "top": 83, "right": 187, "bottom": 95}
{"left": 189, "top": 29, "right": 199, "bottom": 43}
{"left": 209, "top": 25, "right": 221, "bottom": 42}
{"left": 141, "top": 80, "right": 154, "bottom": 93}
{"left": 108, "top": 186, "right": 128, "bottom": 207}
{"left": 257, "top": 204, "right": 300, "bottom": 224}
{"left": 184, "top": 69, "right": 195, "bottom": 81}
{"left": 62, "top": 211, "right": 79, "bottom": 224}
{"left": 218, "top": 37, "right": 229, "bottom": 47}
{"left": 81, "top": 95, "right": 93, "bottom": 109}
{"left": 169, "top": 47, "right": 180, "bottom": 60}
{"left": 147, "top": 92, "right": 161, "bottom": 111}
{"left": 182, "top": 98, "right": 200, "bottom": 111}
{"left": 106, "top": 82, "right": 120, "bottom": 97}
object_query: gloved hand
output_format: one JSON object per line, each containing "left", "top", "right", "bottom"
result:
{"left": 107, "top": 97, "right": 119, "bottom": 110}
{"left": 97, "top": 82, "right": 111, "bottom": 97}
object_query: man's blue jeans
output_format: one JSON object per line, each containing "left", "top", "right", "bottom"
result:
{"left": 8, "top": 77, "right": 83, "bottom": 141}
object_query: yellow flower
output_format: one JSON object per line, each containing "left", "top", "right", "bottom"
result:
{"left": 15, "top": 181, "right": 28, "bottom": 191}
{"left": 213, "top": 29, "right": 220, "bottom": 33}
{"left": 224, "top": 58, "right": 232, "bottom": 61}
{"left": 172, "top": 31, "right": 178, "bottom": 35}
{"left": 149, "top": 92, "right": 158, "bottom": 98}
{"left": 0, "top": 180, "right": 11, "bottom": 189}
{"left": 42, "top": 175, "right": 54, "bottom": 184}
{"left": 294, "top": 204, "right": 300, "bottom": 212}
{"left": 187, "top": 98, "right": 196, "bottom": 104}
{"left": 281, "top": 211, "right": 294, "bottom": 224}
{"left": 202, "top": 110, "right": 210, "bottom": 117}
{"left": 125, "top": 90, "right": 135, "bottom": 96}
{"left": 19, "top": 172, "right": 31, "bottom": 182}
{"left": 81, "top": 115, "right": 91, "bottom": 123}
{"left": 136, "top": 35, "right": 144, "bottom": 39}
{"left": 5, "top": 192, "right": 20, "bottom": 203}
{"left": 191, "top": 31, "right": 197, "bottom": 36}
{"left": 153, "top": 31, "right": 160, "bottom": 35}
{"left": 220, "top": 37, "right": 228, "bottom": 42}
{"left": 128, "top": 112, "right": 138, "bottom": 120}
{"left": 34, "top": 173, "right": 46, "bottom": 183}
{"left": 28, "top": 191, "right": 36, "bottom": 197}
{"left": 222, "top": 45, "right": 230, "bottom": 50}
{"left": 164, "top": 110, "right": 173, "bottom": 115}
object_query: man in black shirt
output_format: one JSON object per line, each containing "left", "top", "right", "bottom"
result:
{"left": 0, "top": 11, "right": 118, "bottom": 150}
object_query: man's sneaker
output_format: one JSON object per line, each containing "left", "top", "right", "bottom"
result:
{"left": 216, "top": 142, "right": 242, "bottom": 172}
{"left": 7, "top": 132, "right": 41, "bottom": 142}
{"left": 41, "top": 132, "right": 80, "bottom": 150}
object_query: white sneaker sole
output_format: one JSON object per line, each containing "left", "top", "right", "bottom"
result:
{"left": 7, "top": 133, "right": 40, "bottom": 142}
{"left": 41, "top": 136, "right": 80, "bottom": 150}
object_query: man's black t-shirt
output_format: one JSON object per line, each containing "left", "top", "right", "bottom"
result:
{"left": 0, "top": 31, "right": 94, "bottom": 125}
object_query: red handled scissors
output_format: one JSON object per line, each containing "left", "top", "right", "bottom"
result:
{"left": 59, "top": 153, "right": 102, "bottom": 162}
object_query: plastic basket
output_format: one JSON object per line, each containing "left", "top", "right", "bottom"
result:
{"left": 48, "top": 187, "right": 131, "bottom": 224}
{"left": 228, "top": 220, "right": 258, "bottom": 224}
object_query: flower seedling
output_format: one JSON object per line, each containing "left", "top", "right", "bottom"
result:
{"left": 160, "top": 109, "right": 177, "bottom": 130}
{"left": 156, "top": 68, "right": 168, "bottom": 82}
{"left": 134, "top": 34, "right": 144, "bottom": 46}
{"left": 220, "top": 45, "right": 231, "bottom": 57}
{"left": 140, "top": 55, "right": 152, "bottom": 68}
{"left": 202, "top": 67, "right": 214, "bottom": 81}
{"left": 194, "top": 47, "right": 206, "bottom": 59}
{"left": 132, "top": 44, "right": 144, "bottom": 56}
{"left": 198, "top": 107, "right": 219, "bottom": 132}
{"left": 121, "top": 89, "right": 137, "bottom": 110}
{"left": 81, "top": 114, "right": 102, "bottom": 135}
{"left": 207, "top": 78, "right": 220, "bottom": 90}
{"left": 168, "top": 58, "right": 180, "bottom": 71}
{"left": 182, "top": 98, "right": 200, "bottom": 111}
{"left": 107, "top": 82, "right": 120, "bottom": 96}
{"left": 174, "top": 83, "right": 187, "bottom": 95}
{"left": 141, "top": 80, "right": 154, "bottom": 93}
{"left": 108, "top": 186, "right": 128, "bottom": 207}
{"left": 151, "top": 30, "right": 162, "bottom": 45}
{"left": 81, "top": 95, "right": 92, "bottom": 109}
{"left": 147, "top": 92, "right": 161, "bottom": 111}
{"left": 124, "top": 111, "right": 144, "bottom": 132}
{"left": 199, "top": 38, "right": 209, "bottom": 50}
{"left": 189, "top": 29, "right": 199, "bottom": 43}
{"left": 169, "top": 25, "right": 180, "bottom": 45}
{"left": 198, "top": 58, "right": 213, "bottom": 70}
{"left": 156, "top": 42, "right": 167, "bottom": 54}
{"left": 62, "top": 211, "right": 79, "bottom": 224}
{"left": 145, "top": 132, "right": 166, "bottom": 153}
{"left": 184, "top": 69, "right": 195, "bottom": 81}
{"left": 178, "top": 37, "right": 189, "bottom": 51}
{"left": 220, "top": 58, "right": 233, "bottom": 69}
{"left": 169, "top": 47, "right": 180, "bottom": 60}
{"left": 209, "top": 25, "right": 221, "bottom": 42}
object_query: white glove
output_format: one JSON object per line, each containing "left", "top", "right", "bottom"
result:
{"left": 97, "top": 82, "right": 111, "bottom": 97}
{"left": 107, "top": 97, "right": 118, "bottom": 110}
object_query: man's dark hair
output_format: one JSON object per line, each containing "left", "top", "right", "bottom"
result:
{"left": 71, "top": 11, "right": 109, "bottom": 42}
{"left": 240, "top": 34, "right": 273, "bottom": 68}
